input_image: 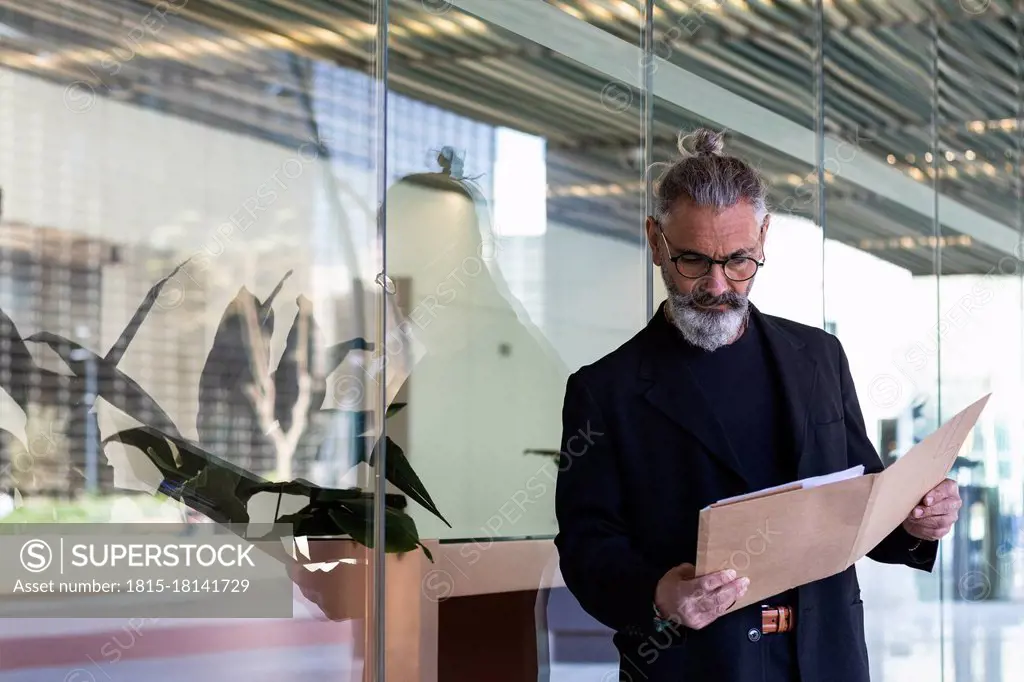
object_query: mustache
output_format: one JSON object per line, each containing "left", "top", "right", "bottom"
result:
{"left": 682, "top": 289, "right": 746, "bottom": 310}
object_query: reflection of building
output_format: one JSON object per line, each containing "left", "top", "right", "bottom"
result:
{"left": 0, "top": 221, "right": 116, "bottom": 494}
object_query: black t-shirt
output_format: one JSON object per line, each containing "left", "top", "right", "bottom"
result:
{"left": 672, "top": 311, "right": 797, "bottom": 491}
{"left": 669, "top": 309, "right": 799, "bottom": 608}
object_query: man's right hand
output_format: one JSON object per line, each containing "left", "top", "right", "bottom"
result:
{"left": 653, "top": 563, "right": 749, "bottom": 630}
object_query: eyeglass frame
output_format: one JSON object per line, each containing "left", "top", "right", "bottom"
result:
{"left": 653, "top": 218, "right": 768, "bottom": 282}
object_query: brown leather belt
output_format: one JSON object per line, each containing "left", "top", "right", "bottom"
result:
{"left": 761, "top": 605, "right": 795, "bottom": 634}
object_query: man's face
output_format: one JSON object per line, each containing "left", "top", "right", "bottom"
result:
{"left": 645, "top": 199, "right": 768, "bottom": 351}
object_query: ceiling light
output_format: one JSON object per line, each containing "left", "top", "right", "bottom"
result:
{"left": 153, "top": 44, "right": 179, "bottom": 58}
{"left": 582, "top": 1, "right": 614, "bottom": 21}
{"left": 220, "top": 37, "right": 249, "bottom": 52}
{"left": 555, "top": 2, "right": 586, "bottom": 19}
{"left": 241, "top": 33, "right": 268, "bottom": 48}
{"left": 434, "top": 18, "right": 463, "bottom": 34}
{"left": 453, "top": 15, "right": 488, "bottom": 33}
{"left": 611, "top": 1, "right": 643, "bottom": 21}
{"left": 192, "top": 38, "right": 224, "bottom": 55}
{"left": 264, "top": 34, "right": 293, "bottom": 49}
{"left": 404, "top": 19, "right": 436, "bottom": 36}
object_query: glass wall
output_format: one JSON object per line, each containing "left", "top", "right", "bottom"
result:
{"left": 1, "top": 1, "right": 1024, "bottom": 681}
{"left": 0, "top": 0, "right": 388, "bottom": 680}
{"left": 821, "top": 9, "right": 943, "bottom": 681}
{"left": 933, "top": 4, "right": 1024, "bottom": 680}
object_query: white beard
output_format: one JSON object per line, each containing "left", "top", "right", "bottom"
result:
{"left": 661, "top": 265, "right": 751, "bottom": 352}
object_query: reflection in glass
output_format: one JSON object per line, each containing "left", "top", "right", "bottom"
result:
{"left": 0, "top": 0, "right": 388, "bottom": 678}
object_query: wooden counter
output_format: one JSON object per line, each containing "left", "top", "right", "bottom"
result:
{"left": 373, "top": 538, "right": 563, "bottom": 682}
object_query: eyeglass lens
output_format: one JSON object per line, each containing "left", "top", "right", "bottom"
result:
{"left": 675, "top": 256, "right": 757, "bottom": 281}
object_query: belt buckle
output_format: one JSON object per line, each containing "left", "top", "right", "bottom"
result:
{"left": 761, "top": 604, "right": 794, "bottom": 634}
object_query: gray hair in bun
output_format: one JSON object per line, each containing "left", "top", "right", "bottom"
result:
{"left": 651, "top": 127, "right": 768, "bottom": 224}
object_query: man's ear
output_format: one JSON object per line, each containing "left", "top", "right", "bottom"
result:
{"left": 646, "top": 216, "right": 662, "bottom": 266}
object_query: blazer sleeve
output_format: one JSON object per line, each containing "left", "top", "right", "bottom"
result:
{"left": 834, "top": 334, "right": 938, "bottom": 571}
{"left": 553, "top": 371, "right": 666, "bottom": 634}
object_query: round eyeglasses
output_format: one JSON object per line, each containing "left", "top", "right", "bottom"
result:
{"left": 659, "top": 231, "right": 764, "bottom": 282}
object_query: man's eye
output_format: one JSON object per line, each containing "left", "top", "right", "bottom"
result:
{"left": 678, "top": 254, "right": 705, "bottom": 264}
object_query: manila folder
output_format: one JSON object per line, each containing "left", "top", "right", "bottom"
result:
{"left": 694, "top": 393, "right": 990, "bottom": 612}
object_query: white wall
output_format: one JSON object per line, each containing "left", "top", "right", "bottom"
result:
{"left": 541, "top": 223, "right": 649, "bottom": 370}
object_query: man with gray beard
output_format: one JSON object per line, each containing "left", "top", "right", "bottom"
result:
{"left": 553, "top": 128, "right": 961, "bottom": 682}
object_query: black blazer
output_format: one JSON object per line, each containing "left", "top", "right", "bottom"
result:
{"left": 554, "top": 303, "right": 937, "bottom": 682}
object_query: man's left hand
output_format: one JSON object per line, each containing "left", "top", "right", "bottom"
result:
{"left": 902, "top": 478, "right": 962, "bottom": 541}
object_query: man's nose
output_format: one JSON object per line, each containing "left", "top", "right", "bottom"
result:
{"left": 697, "top": 268, "right": 730, "bottom": 296}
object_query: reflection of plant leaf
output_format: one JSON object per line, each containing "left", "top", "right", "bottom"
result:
{"left": 102, "top": 426, "right": 416, "bottom": 555}
{"left": 0, "top": 307, "right": 64, "bottom": 414}
{"left": 182, "top": 466, "right": 249, "bottom": 524}
{"left": 0, "top": 307, "right": 34, "bottom": 414}
{"left": 385, "top": 402, "right": 407, "bottom": 418}
{"left": 328, "top": 506, "right": 423, "bottom": 556}
{"left": 327, "top": 337, "right": 373, "bottom": 370}
{"left": 103, "top": 427, "right": 222, "bottom": 481}
{"left": 104, "top": 426, "right": 262, "bottom": 524}
{"left": 26, "top": 332, "right": 182, "bottom": 439}
{"left": 196, "top": 278, "right": 288, "bottom": 456}
{"left": 104, "top": 259, "right": 189, "bottom": 366}
{"left": 306, "top": 337, "right": 373, "bottom": 414}
{"left": 246, "top": 478, "right": 406, "bottom": 509}
{"left": 273, "top": 296, "right": 319, "bottom": 433}
{"left": 276, "top": 501, "right": 430, "bottom": 560}
{"left": 291, "top": 408, "right": 346, "bottom": 472}
{"left": 371, "top": 437, "right": 450, "bottom": 528}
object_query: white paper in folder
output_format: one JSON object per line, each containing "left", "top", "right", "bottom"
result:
{"left": 706, "top": 465, "right": 866, "bottom": 509}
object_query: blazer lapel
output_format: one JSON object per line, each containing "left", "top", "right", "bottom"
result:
{"left": 639, "top": 310, "right": 754, "bottom": 490}
{"left": 752, "top": 307, "right": 819, "bottom": 477}
{"left": 638, "top": 305, "right": 822, "bottom": 488}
